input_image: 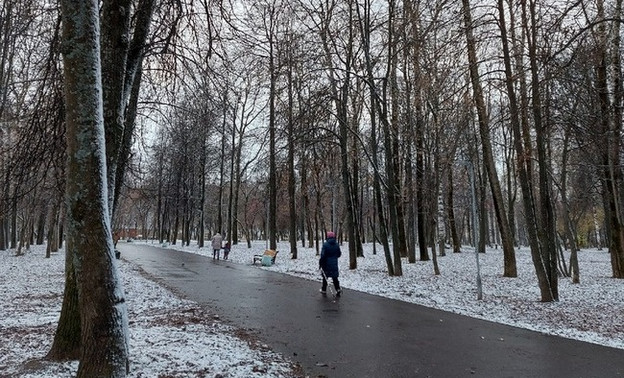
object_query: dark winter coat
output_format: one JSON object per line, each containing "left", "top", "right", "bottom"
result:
{"left": 319, "top": 237, "right": 341, "bottom": 278}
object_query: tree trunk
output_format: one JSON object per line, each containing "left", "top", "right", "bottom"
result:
{"left": 59, "top": 0, "right": 129, "bottom": 374}
{"left": 46, "top": 199, "right": 61, "bottom": 257}
{"left": 560, "top": 131, "right": 580, "bottom": 283}
{"left": 300, "top": 152, "right": 309, "bottom": 248}
{"left": 604, "top": 0, "right": 624, "bottom": 278}
{"left": 199, "top": 137, "right": 206, "bottom": 247}
{"left": 462, "top": 0, "right": 517, "bottom": 278}
{"left": 384, "top": 0, "right": 403, "bottom": 275}
{"left": 112, "top": 0, "right": 154, "bottom": 219}
{"left": 268, "top": 32, "right": 277, "bottom": 251}
{"left": 218, "top": 100, "right": 227, "bottom": 234}
{"left": 525, "top": 0, "right": 558, "bottom": 299}
{"left": 0, "top": 217, "right": 5, "bottom": 251}
{"left": 233, "top": 129, "right": 245, "bottom": 245}
{"left": 497, "top": 0, "right": 554, "bottom": 300}
{"left": 447, "top": 169, "right": 461, "bottom": 253}
{"left": 10, "top": 191, "right": 17, "bottom": 248}
{"left": 478, "top": 169, "right": 487, "bottom": 253}
{"left": 355, "top": 0, "right": 393, "bottom": 275}
{"left": 287, "top": 48, "right": 298, "bottom": 259}
{"left": 406, "top": 141, "right": 417, "bottom": 262}
{"left": 227, "top": 101, "right": 236, "bottom": 249}
{"left": 36, "top": 199, "right": 47, "bottom": 245}
{"left": 612, "top": 0, "right": 624, "bottom": 277}
{"left": 350, "top": 116, "right": 364, "bottom": 258}
{"left": 47, "top": 237, "right": 81, "bottom": 360}
{"left": 595, "top": 0, "right": 624, "bottom": 278}
{"left": 317, "top": 0, "right": 362, "bottom": 269}
{"left": 101, "top": 0, "right": 131, "bottom": 219}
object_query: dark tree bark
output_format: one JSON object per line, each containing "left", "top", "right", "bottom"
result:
{"left": 286, "top": 37, "right": 298, "bottom": 259}
{"left": 46, "top": 237, "right": 81, "bottom": 360}
{"left": 609, "top": 0, "right": 624, "bottom": 277}
{"left": 403, "top": 0, "right": 418, "bottom": 264}
{"left": 112, "top": 0, "right": 155, "bottom": 218}
{"left": 382, "top": 0, "right": 403, "bottom": 275}
{"left": 355, "top": 0, "right": 394, "bottom": 275}
{"left": 462, "top": 0, "right": 517, "bottom": 278}
{"left": 497, "top": 0, "right": 554, "bottom": 300}
{"left": 218, "top": 97, "right": 227, "bottom": 234}
{"left": 101, "top": 0, "right": 131, "bottom": 217}
{"left": 447, "top": 169, "right": 461, "bottom": 253}
{"left": 199, "top": 131, "right": 206, "bottom": 248}
{"left": 594, "top": 0, "right": 624, "bottom": 278}
{"left": 560, "top": 130, "right": 580, "bottom": 283}
{"left": 524, "top": 0, "right": 558, "bottom": 299}
{"left": 416, "top": 120, "right": 428, "bottom": 262}
{"left": 317, "top": 0, "right": 362, "bottom": 269}
{"left": 265, "top": 3, "right": 278, "bottom": 251}
{"left": 59, "top": 0, "right": 129, "bottom": 374}
{"left": 50, "top": 0, "right": 155, "bottom": 363}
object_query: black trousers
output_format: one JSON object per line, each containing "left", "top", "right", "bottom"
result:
{"left": 321, "top": 275, "right": 340, "bottom": 291}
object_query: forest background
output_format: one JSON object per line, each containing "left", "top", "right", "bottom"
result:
{"left": 1, "top": 0, "right": 623, "bottom": 375}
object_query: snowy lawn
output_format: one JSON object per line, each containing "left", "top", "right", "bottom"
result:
{"left": 1, "top": 239, "right": 622, "bottom": 377}
{"left": 0, "top": 245, "right": 301, "bottom": 377}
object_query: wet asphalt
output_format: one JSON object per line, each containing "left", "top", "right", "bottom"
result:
{"left": 118, "top": 242, "right": 624, "bottom": 378}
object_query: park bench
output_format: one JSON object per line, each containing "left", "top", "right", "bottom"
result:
{"left": 253, "top": 249, "right": 278, "bottom": 266}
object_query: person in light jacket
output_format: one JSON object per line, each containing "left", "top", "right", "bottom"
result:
{"left": 319, "top": 231, "right": 342, "bottom": 296}
{"left": 211, "top": 232, "right": 223, "bottom": 260}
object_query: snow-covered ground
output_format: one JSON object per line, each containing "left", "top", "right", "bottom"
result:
{"left": 2, "top": 239, "right": 623, "bottom": 377}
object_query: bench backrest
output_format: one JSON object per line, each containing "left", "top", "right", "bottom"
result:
{"left": 264, "top": 249, "right": 277, "bottom": 257}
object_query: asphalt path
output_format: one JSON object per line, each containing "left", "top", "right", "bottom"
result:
{"left": 118, "top": 242, "right": 624, "bottom": 378}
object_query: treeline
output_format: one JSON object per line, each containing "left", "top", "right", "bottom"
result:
{"left": 2, "top": 0, "right": 623, "bottom": 297}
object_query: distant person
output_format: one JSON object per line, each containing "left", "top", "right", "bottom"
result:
{"left": 211, "top": 232, "right": 223, "bottom": 260}
{"left": 319, "top": 231, "right": 342, "bottom": 296}
{"left": 223, "top": 241, "right": 231, "bottom": 260}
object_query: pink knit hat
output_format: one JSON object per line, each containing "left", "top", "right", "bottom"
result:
{"left": 326, "top": 231, "right": 336, "bottom": 238}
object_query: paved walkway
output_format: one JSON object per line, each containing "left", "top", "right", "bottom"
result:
{"left": 118, "top": 243, "right": 624, "bottom": 378}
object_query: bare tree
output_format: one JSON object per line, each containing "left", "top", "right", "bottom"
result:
{"left": 50, "top": 0, "right": 157, "bottom": 365}
{"left": 59, "top": 0, "right": 129, "bottom": 374}
{"left": 462, "top": 0, "right": 517, "bottom": 278}
{"left": 592, "top": 0, "right": 624, "bottom": 278}
{"left": 495, "top": 0, "right": 554, "bottom": 299}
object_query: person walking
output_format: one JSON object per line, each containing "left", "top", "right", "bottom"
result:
{"left": 211, "top": 232, "right": 223, "bottom": 260}
{"left": 319, "top": 231, "right": 342, "bottom": 296}
{"left": 223, "top": 241, "right": 231, "bottom": 260}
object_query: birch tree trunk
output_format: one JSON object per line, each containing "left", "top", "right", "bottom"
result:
{"left": 383, "top": 0, "right": 403, "bottom": 275}
{"left": 595, "top": 0, "right": 624, "bottom": 278}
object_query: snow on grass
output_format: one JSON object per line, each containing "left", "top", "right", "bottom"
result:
{"left": 0, "top": 245, "right": 299, "bottom": 377}
{"left": 1, "top": 238, "right": 623, "bottom": 377}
